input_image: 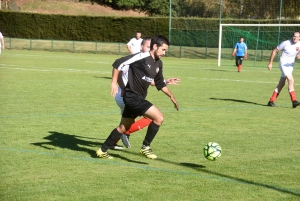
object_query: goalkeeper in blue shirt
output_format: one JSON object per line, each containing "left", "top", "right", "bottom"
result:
{"left": 232, "top": 37, "right": 248, "bottom": 72}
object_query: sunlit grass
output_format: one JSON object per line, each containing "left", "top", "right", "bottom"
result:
{"left": 1, "top": 50, "right": 300, "bottom": 200}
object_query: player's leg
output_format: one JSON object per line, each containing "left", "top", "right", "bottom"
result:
{"left": 268, "top": 76, "right": 286, "bottom": 107}
{"left": 139, "top": 105, "right": 164, "bottom": 159}
{"left": 235, "top": 56, "right": 239, "bottom": 68}
{"left": 110, "top": 89, "right": 126, "bottom": 149}
{"left": 237, "top": 56, "right": 243, "bottom": 72}
{"left": 96, "top": 117, "right": 135, "bottom": 159}
{"left": 286, "top": 74, "right": 300, "bottom": 108}
{"left": 121, "top": 116, "right": 152, "bottom": 148}
{"left": 125, "top": 117, "right": 152, "bottom": 135}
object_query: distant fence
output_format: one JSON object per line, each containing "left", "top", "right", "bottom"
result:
{"left": 4, "top": 37, "right": 130, "bottom": 55}
{"left": 1, "top": 0, "right": 20, "bottom": 11}
{"left": 2, "top": 37, "right": 282, "bottom": 63}
{"left": 4, "top": 37, "right": 221, "bottom": 59}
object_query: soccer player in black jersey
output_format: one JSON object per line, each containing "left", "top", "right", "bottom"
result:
{"left": 96, "top": 35, "right": 179, "bottom": 159}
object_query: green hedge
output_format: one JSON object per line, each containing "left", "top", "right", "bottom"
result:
{"left": 0, "top": 11, "right": 299, "bottom": 42}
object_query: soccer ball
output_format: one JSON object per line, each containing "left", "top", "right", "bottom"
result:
{"left": 203, "top": 142, "right": 222, "bottom": 161}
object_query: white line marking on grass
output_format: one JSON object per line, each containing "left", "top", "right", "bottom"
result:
{"left": 186, "top": 77, "right": 300, "bottom": 86}
{"left": 86, "top": 61, "right": 109, "bottom": 64}
{"left": 0, "top": 66, "right": 111, "bottom": 74}
{"left": 5, "top": 53, "right": 111, "bottom": 62}
{"left": 1, "top": 145, "right": 300, "bottom": 196}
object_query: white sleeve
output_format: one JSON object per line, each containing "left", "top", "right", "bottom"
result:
{"left": 127, "top": 38, "right": 133, "bottom": 46}
{"left": 117, "top": 52, "right": 150, "bottom": 71}
{"left": 277, "top": 40, "right": 287, "bottom": 51}
{"left": 120, "top": 64, "right": 129, "bottom": 74}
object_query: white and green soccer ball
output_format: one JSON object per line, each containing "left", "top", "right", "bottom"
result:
{"left": 203, "top": 142, "right": 222, "bottom": 161}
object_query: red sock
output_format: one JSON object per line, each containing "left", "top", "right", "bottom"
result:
{"left": 270, "top": 90, "right": 279, "bottom": 102}
{"left": 125, "top": 117, "right": 152, "bottom": 135}
{"left": 237, "top": 65, "right": 242, "bottom": 72}
{"left": 289, "top": 89, "right": 296, "bottom": 101}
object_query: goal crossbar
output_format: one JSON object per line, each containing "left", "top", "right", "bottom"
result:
{"left": 218, "top": 24, "right": 300, "bottom": 66}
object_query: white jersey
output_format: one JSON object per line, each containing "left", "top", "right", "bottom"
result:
{"left": 278, "top": 39, "right": 300, "bottom": 66}
{"left": 127, "top": 38, "right": 143, "bottom": 54}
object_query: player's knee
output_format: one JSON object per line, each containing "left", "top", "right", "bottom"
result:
{"left": 117, "top": 124, "right": 131, "bottom": 134}
{"left": 153, "top": 114, "right": 164, "bottom": 125}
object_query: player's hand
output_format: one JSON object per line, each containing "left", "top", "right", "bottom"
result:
{"left": 297, "top": 53, "right": 300, "bottom": 59}
{"left": 110, "top": 82, "right": 118, "bottom": 97}
{"left": 231, "top": 52, "right": 235, "bottom": 57}
{"left": 170, "top": 95, "right": 179, "bottom": 111}
{"left": 166, "top": 78, "right": 180, "bottom": 85}
{"left": 244, "top": 54, "right": 248, "bottom": 59}
{"left": 267, "top": 63, "right": 272, "bottom": 70}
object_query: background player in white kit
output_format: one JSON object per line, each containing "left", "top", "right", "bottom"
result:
{"left": 0, "top": 32, "right": 5, "bottom": 58}
{"left": 113, "top": 37, "right": 180, "bottom": 149}
{"left": 267, "top": 31, "right": 300, "bottom": 108}
{"left": 126, "top": 31, "right": 143, "bottom": 54}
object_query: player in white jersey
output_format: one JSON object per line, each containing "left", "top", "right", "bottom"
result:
{"left": 126, "top": 31, "right": 143, "bottom": 54}
{"left": 0, "top": 32, "right": 5, "bottom": 57}
{"left": 267, "top": 31, "right": 300, "bottom": 108}
{"left": 112, "top": 37, "right": 180, "bottom": 149}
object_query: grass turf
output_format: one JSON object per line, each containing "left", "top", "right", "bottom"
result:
{"left": 1, "top": 50, "right": 300, "bottom": 200}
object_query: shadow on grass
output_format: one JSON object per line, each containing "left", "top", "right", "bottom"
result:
{"left": 31, "top": 131, "right": 147, "bottom": 164}
{"left": 205, "top": 69, "right": 231, "bottom": 72}
{"left": 30, "top": 132, "right": 299, "bottom": 196}
{"left": 31, "top": 131, "right": 104, "bottom": 158}
{"left": 93, "top": 76, "right": 111, "bottom": 79}
{"left": 157, "top": 158, "right": 300, "bottom": 197}
{"left": 210, "top": 97, "right": 267, "bottom": 106}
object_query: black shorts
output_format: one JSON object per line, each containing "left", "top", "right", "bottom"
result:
{"left": 236, "top": 56, "right": 244, "bottom": 64}
{"left": 122, "top": 91, "right": 153, "bottom": 119}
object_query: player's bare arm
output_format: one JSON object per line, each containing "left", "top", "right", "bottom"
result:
{"left": 111, "top": 68, "right": 120, "bottom": 97}
{"left": 161, "top": 86, "right": 179, "bottom": 111}
{"left": 268, "top": 48, "right": 279, "bottom": 70}
{"left": 297, "top": 52, "right": 300, "bottom": 59}
{"left": 126, "top": 45, "right": 133, "bottom": 54}
{"left": 231, "top": 48, "right": 236, "bottom": 57}
{"left": 166, "top": 78, "right": 180, "bottom": 85}
{"left": 150, "top": 78, "right": 180, "bottom": 86}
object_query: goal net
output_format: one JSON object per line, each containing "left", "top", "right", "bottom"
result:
{"left": 218, "top": 24, "right": 300, "bottom": 66}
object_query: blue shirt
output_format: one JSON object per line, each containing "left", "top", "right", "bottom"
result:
{"left": 235, "top": 42, "right": 247, "bottom": 56}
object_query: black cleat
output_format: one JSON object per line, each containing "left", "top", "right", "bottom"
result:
{"left": 292, "top": 101, "right": 300, "bottom": 108}
{"left": 267, "top": 101, "right": 275, "bottom": 107}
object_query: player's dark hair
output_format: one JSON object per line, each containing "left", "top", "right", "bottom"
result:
{"left": 150, "top": 35, "right": 169, "bottom": 50}
{"left": 141, "top": 37, "right": 152, "bottom": 45}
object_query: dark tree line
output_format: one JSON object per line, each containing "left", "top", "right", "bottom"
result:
{"left": 88, "top": 0, "right": 300, "bottom": 19}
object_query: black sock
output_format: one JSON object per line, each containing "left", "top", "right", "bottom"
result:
{"left": 143, "top": 121, "right": 160, "bottom": 147}
{"left": 101, "top": 128, "right": 122, "bottom": 152}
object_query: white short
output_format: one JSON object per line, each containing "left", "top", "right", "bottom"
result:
{"left": 115, "top": 86, "right": 125, "bottom": 114}
{"left": 279, "top": 62, "right": 294, "bottom": 77}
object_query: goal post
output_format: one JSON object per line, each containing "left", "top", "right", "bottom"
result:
{"left": 218, "top": 24, "right": 300, "bottom": 67}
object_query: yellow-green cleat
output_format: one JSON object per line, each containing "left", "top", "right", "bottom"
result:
{"left": 96, "top": 148, "right": 113, "bottom": 159}
{"left": 140, "top": 146, "right": 157, "bottom": 159}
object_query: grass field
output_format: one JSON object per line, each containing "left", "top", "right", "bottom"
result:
{"left": 1, "top": 50, "right": 300, "bottom": 200}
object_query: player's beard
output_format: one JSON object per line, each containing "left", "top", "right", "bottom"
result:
{"left": 154, "top": 50, "right": 161, "bottom": 61}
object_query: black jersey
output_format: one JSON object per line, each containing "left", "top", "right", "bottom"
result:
{"left": 112, "top": 52, "right": 166, "bottom": 98}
